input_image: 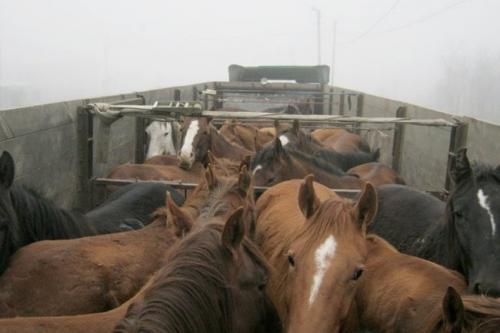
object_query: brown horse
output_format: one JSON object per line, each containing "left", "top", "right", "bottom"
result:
{"left": 311, "top": 127, "right": 371, "bottom": 154}
{"left": 107, "top": 153, "right": 241, "bottom": 192}
{"left": 178, "top": 117, "right": 253, "bottom": 169}
{"left": 347, "top": 162, "right": 406, "bottom": 186}
{"left": 0, "top": 200, "right": 281, "bottom": 333}
{"left": 0, "top": 165, "right": 254, "bottom": 318}
{"left": 219, "top": 120, "right": 273, "bottom": 152}
{"left": 143, "top": 154, "right": 179, "bottom": 166}
{"left": 343, "top": 235, "right": 500, "bottom": 333}
{"left": 114, "top": 207, "right": 282, "bottom": 333}
{"left": 255, "top": 175, "right": 377, "bottom": 332}
{"left": 251, "top": 138, "right": 365, "bottom": 189}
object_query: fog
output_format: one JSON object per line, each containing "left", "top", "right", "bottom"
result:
{"left": 1, "top": 0, "right": 499, "bottom": 123}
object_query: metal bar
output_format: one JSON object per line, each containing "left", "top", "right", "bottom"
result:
{"left": 110, "top": 97, "right": 145, "bottom": 106}
{"left": 174, "top": 89, "right": 181, "bottom": 101}
{"left": 391, "top": 106, "right": 408, "bottom": 173}
{"left": 444, "top": 121, "right": 469, "bottom": 191}
{"left": 92, "top": 177, "right": 362, "bottom": 196}
{"left": 76, "top": 106, "right": 92, "bottom": 211}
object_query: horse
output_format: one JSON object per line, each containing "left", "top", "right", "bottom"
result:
{"left": 255, "top": 175, "right": 378, "bottom": 332}
{"left": 178, "top": 117, "right": 253, "bottom": 169}
{"left": 0, "top": 151, "right": 180, "bottom": 275}
{"left": 0, "top": 165, "right": 255, "bottom": 317}
{"left": 145, "top": 121, "right": 181, "bottom": 159}
{"left": 108, "top": 153, "right": 241, "bottom": 193}
{"left": 143, "top": 154, "right": 179, "bottom": 166}
{"left": 311, "top": 127, "right": 371, "bottom": 154}
{"left": 343, "top": 235, "right": 500, "bottom": 333}
{"left": 370, "top": 149, "right": 500, "bottom": 297}
{"left": 347, "top": 162, "right": 406, "bottom": 186}
{"left": 114, "top": 205, "right": 282, "bottom": 333}
{"left": 251, "top": 138, "right": 365, "bottom": 189}
{"left": 277, "top": 121, "right": 380, "bottom": 171}
{"left": 219, "top": 120, "right": 274, "bottom": 151}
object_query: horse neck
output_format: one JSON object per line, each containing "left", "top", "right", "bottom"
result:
{"left": 288, "top": 153, "right": 348, "bottom": 188}
{"left": 413, "top": 213, "right": 462, "bottom": 272}
{"left": 210, "top": 128, "right": 251, "bottom": 160}
{"left": 10, "top": 185, "right": 94, "bottom": 245}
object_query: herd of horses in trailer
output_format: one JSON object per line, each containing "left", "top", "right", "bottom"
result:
{"left": 0, "top": 101, "right": 499, "bottom": 332}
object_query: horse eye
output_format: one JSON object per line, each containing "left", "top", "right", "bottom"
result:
{"left": 164, "top": 132, "right": 169, "bottom": 136}
{"left": 258, "top": 276, "right": 269, "bottom": 291}
{"left": 352, "top": 267, "right": 364, "bottom": 281}
{"left": 287, "top": 254, "right": 295, "bottom": 267}
{"left": 454, "top": 211, "right": 464, "bottom": 218}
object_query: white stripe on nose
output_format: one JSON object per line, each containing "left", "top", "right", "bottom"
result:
{"left": 309, "top": 235, "right": 337, "bottom": 306}
{"left": 478, "top": 189, "right": 496, "bottom": 236}
{"left": 179, "top": 120, "right": 199, "bottom": 160}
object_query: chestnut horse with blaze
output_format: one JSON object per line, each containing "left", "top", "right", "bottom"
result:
{"left": 255, "top": 175, "right": 377, "bottom": 332}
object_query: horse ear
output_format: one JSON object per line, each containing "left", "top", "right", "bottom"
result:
{"left": 292, "top": 120, "right": 300, "bottom": 135}
{"left": 238, "top": 165, "right": 252, "bottom": 195}
{"left": 204, "top": 163, "right": 218, "bottom": 190}
{"left": 242, "top": 197, "right": 257, "bottom": 240}
{"left": 222, "top": 207, "right": 245, "bottom": 252}
{"left": 442, "top": 287, "right": 464, "bottom": 330}
{"left": 450, "top": 148, "right": 471, "bottom": 184}
{"left": 0, "top": 151, "right": 15, "bottom": 189}
{"left": 166, "top": 192, "right": 193, "bottom": 237}
{"left": 298, "top": 174, "right": 320, "bottom": 219}
{"left": 239, "top": 155, "right": 251, "bottom": 172}
{"left": 353, "top": 182, "right": 378, "bottom": 234}
{"left": 207, "top": 150, "right": 215, "bottom": 166}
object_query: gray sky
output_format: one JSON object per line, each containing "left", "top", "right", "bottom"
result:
{"left": 1, "top": 0, "right": 499, "bottom": 123}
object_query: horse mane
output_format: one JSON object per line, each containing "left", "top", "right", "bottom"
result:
{"left": 294, "top": 199, "right": 360, "bottom": 255}
{"left": 472, "top": 163, "right": 500, "bottom": 185}
{"left": 287, "top": 148, "right": 346, "bottom": 176}
{"left": 199, "top": 177, "right": 239, "bottom": 219}
{"left": 114, "top": 223, "right": 268, "bottom": 333}
{"left": 10, "top": 184, "right": 94, "bottom": 242}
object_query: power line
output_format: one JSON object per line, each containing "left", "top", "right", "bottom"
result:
{"left": 379, "top": 0, "right": 472, "bottom": 34}
{"left": 341, "top": 0, "right": 401, "bottom": 45}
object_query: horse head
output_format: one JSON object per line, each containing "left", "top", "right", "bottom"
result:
{"left": 448, "top": 148, "right": 500, "bottom": 297}
{"left": 221, "top": 207, "right": 282, "bottom": 333}
{"left": 284, "top": 176, "right": 377, "bottom": 333}
{"left": 178, "top": 117, "right": 211, "bottom": 170}
{"left": 145, "top": 121, "right": 177, "bottom": 158}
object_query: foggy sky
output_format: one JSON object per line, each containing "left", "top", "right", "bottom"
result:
{"left": 1, "top": 0, "right": 499, "bottom": 123}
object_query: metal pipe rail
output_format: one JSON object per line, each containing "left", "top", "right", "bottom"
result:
{"left": 87, "top": 102, "right": 458, "bottom": 128}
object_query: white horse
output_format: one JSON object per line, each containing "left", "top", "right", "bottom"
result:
{"left": 145, "top": 121, "right": 180, "bottom": 159}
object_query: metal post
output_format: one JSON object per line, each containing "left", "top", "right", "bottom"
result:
{"left": 339, "top": 91, "right": 345, "bottom": 116}
{"left": 203, "top": 84, "right": 209, "bottom": 110}
{"left": 391, "top": 106, "right": 408, "bottom": 173}
{"left": 77, "top": 106, "right": 93, "bottom": 211}
{"left": 445, "top": 121, "right": 469, "bottom": 191}
{"left": 174, "top": 89, "right": 181, "bottom": 101}
{"left": 192, "top": 86, "right": 199, "bottom": 101}
{"left": 354, "top": 94, "right": 364, "bottom": 134}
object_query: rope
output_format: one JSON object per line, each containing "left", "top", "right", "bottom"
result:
{"left": 88, "top": 103, "right": 123, "bottom": 126}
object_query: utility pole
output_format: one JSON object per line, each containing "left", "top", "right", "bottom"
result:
{"left": 331, "top": 19, "right": 337, "bottom": 86}
{"left": 312, "top": 7, "right": 321, "bottom": 64}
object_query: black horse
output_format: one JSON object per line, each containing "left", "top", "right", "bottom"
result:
{"left": 370, "top": 149, "right": 500, "bottom": 297}
{"left": 0, "top": 151, "right": 184, "bottom": 274}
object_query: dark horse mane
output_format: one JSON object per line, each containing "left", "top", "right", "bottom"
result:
{"left": 0, "top": 184, "right": 94, "bottom": 273}
{"left": 114, "top": 222, "right": 268, "bottom": 333}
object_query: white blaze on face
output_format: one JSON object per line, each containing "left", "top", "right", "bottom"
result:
{"left": 279, "top": 134, "right": 289, "bottom": 146}
{"left": 179, "top": 120, "right": 199, "bottom": 162}
{"left": 253, "top": 165, "right": 262, "bottom": 176}
{"left": 146, "top": 122, "right": 177, "bottom": 159}
{"left": 309, "top": 235, "right": 337, "bottom": 306}
{"left": 477, "top": 189, "right": 496, "bottom": 236}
